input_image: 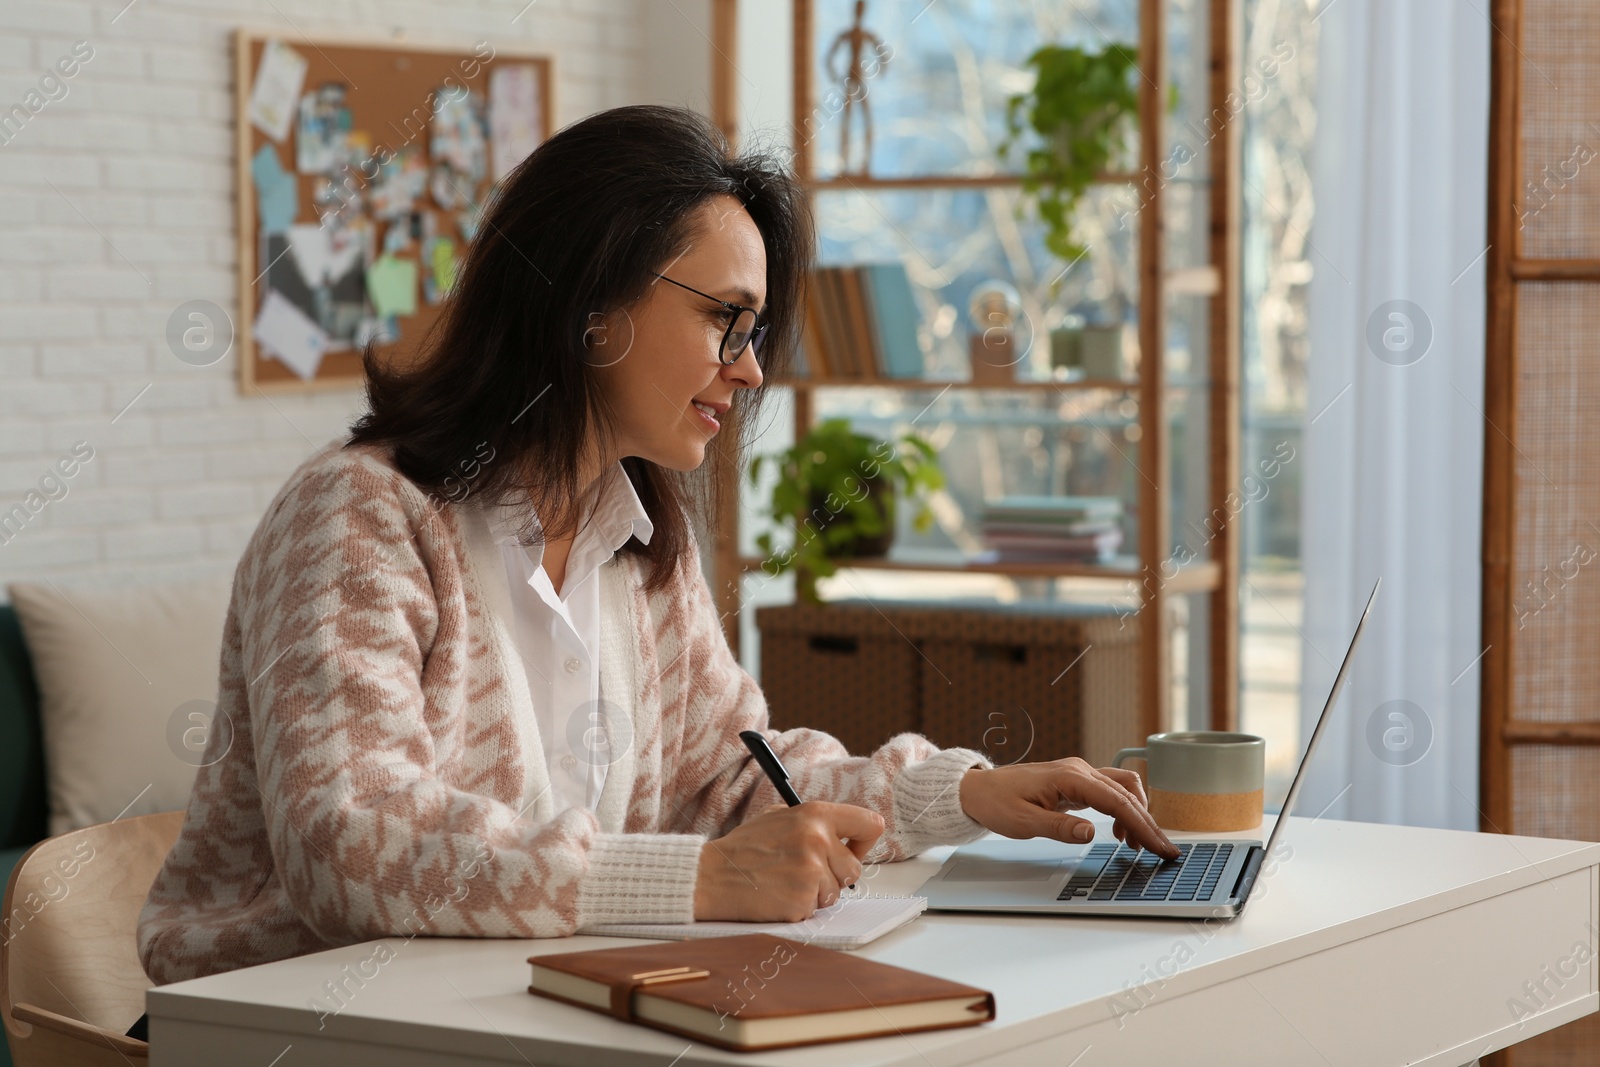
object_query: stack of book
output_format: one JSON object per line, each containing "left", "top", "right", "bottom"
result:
{"left": 800, "top": 262, "right": 926, "bottom": 380}
{"left": 978, "top": 495, "right": 1125, "bottom": 562}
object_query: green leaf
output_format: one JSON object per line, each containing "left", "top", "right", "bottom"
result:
{"left": 747, "top": 417, "right": 948, "bottom": 572}
{"left": 997, "top": 42, "right": 1141, "bottom": 277}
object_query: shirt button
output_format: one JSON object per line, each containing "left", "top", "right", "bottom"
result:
{"left": 563, "top": 657, "right": 581, "bottom": 674}
{"left": 561, "top": 754, "right": 578, "bottom": 770}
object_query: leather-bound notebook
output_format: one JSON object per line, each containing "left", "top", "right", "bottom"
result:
{"left": 527, "top": 933, "right": 995, "bottom": 1052}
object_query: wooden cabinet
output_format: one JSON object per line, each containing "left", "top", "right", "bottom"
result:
{"left": 757, "top": 600, "right": 1140, "bottom": 765}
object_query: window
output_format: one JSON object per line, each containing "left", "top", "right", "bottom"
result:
{"left": 1239, "top": 0, "right": 1316, "bottom": 808}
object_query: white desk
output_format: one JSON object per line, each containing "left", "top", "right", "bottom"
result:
{"left": 146, "top": 813, "right": 1600, "bottom": 1066}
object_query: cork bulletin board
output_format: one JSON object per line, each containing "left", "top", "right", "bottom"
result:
{"left": 233, "top": 30, "right": 554, "bottom": 394}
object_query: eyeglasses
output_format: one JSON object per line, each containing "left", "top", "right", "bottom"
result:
{"left": 652, "top": 272, "right": 769, "bottom": 365}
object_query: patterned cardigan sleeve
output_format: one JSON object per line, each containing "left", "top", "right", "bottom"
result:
{"left": 234, "top": 450, "right": 704, "bottom": 945}
{"left": 660, "top": 530, "right": 994, "bottom": 864}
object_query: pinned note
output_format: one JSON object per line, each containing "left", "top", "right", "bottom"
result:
{"left": 367, "top": 254, "right": 418, "bottom": 318}
{"left": 286, "top": 223, "right": 362, "bottom": 289}
{"left": 248, "top": 40, "right": 307, "bottom": 143}
{"left": 250, "top": 144, "right": 297, "bottom": 235}
{"left": 254, "top": 289, "right": 329, "bottom": 380}
{"left": 425, "top": 235, "right": 458, "bottom": 302}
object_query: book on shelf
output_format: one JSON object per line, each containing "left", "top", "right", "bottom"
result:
{"left": 860, "top": 262, "right": 926, "bottom": 379}
{"left": 799, "top": 264, "right": 927, "bottom": 382}
{"left": 978, "top": 494, "right": 1126, "bottom": 562}
{"left": 980, "top": 519, "right": 1125, "bottom": 538}
{"left": 837, "top": 265, "right": 875, "bottom": 376}
{"left": 816, "top": 267, "right": 854, "bottom": 377}
{"left": 979, "top": 495, "right": 1124, "bottom": 524}
{"left": 982, "top": 528, "right": 1125, "bottom": 562}
{"left": 527, "top": 933, "right": 995, "bottom": 1052}
{"left": 800, "top": 281, "right": 830, "bottom": 377}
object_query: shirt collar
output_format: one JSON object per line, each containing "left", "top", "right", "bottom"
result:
{"left": 485, "top": 461, "right": 654, "bottom": 558}
{"left": 588, "top": 461, "right": 655, "bottom": 553}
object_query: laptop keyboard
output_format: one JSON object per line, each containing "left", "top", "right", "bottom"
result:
{"left": 1055, "top": 842, "right": 1234, "bottom": 903}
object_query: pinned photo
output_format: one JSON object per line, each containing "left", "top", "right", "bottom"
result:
{"left": 490, "top": 64, "right": 544, "bottom": 181}
{"left": 296, "top": 83, "right": 352, "bottom": 174}
{"left": 430, "top": 87, "right": 487, "bottom": 204}
{"left": 371, "top": 144, "right": 427, "bottom": 220}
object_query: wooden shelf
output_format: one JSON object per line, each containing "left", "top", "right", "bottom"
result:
{"left": 803, "top": 173, "right": 1217, "bottom": 191}
{"left": 738, "top": 551, "right": 1221, "bottom": 595}
{"left": 1166, "top": 265, "right": 1221, "bottom": 295}
{"left": 805, "top": 172, "right": 1136, "bottom": 190}
{"left": 771, "top": 373, "right": 1212, "bottom": 393}
{"left": 775, "top": 264, "right": 1218, "bottom": 389}
{"left": 769, "top": 376, "right": 1139, "bottom": 391}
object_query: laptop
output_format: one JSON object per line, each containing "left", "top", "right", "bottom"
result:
{"left": 917, "top": 578, "right": 1381, "bottom": 920}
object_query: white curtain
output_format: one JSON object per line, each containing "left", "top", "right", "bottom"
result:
{"left": 1296, "top": 0, "right": 1489, "bottom": 831}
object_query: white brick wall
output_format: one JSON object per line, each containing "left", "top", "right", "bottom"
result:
{"left": 0, "top": 0, "right": 715, "bottom": 597}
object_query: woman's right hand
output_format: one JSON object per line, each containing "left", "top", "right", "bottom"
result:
{"left": 694, "top": 801, "right": 885, "bottom": 922}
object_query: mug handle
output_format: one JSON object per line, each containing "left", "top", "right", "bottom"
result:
{"left": 1111, "top": 747, "right": 1146, "bottom": 769}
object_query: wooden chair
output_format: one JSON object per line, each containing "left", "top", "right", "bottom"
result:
{"left": 1, "top": 811, "right": 183, "bottom": 1067}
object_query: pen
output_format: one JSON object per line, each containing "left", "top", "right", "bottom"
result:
{"left": 739, "top": 729, "right": 803, "bottom": 805}
{"left": 739, "top": 729, "right": 855, "bottom": 889}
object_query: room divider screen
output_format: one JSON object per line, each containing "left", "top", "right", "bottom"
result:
{"left": 1482, "top": 1, "right": 1600, "bottom": 1063}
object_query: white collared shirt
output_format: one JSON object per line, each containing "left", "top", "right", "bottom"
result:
{"left": 486, "top": 463, "right": 653, "bottom": 815}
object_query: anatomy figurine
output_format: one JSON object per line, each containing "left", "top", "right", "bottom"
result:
{"left": 824, "top": 0, "right": 889, "bottom": 175}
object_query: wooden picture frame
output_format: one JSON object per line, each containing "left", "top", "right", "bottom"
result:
{"left": 233, "top": 29, "right": 554, "bottom": 394}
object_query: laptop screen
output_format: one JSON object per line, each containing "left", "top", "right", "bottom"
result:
{"left": 1260, "top": 579, "right": 1382, "bottom": 862}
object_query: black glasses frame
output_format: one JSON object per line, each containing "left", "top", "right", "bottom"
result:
{"left": 652, "top": 272, "right": 769, "bottom": 364}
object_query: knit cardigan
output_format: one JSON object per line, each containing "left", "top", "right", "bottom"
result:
{"left": 137, "top": 438, "right": 995, "bottom": 986}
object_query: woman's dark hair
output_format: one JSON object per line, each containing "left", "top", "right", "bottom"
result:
{"left": 347, "top": 104, "right": 814, "bottom": 592}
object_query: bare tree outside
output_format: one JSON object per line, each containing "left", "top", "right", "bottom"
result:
{"left": 1240, "top": 0, "right": 1317, "bottom": 807}
{"left": 744, "top": 2, "right": 1319, "bottom": 797}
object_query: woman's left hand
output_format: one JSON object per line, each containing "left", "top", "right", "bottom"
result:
{"left": 958, "top": 758, "right": 1180, "bottom": 859}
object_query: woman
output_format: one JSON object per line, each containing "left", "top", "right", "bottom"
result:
{"left": 136, "top": 104, "right": 1175, "bottom": 992}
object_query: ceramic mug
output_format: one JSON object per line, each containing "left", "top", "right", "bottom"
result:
{"left": 1111, "top": 731, "right": 1265, "bottom": 832}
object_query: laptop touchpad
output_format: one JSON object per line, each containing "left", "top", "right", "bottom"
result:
{"left": 944, "top": 857, "right": 1061, "bottom": 882}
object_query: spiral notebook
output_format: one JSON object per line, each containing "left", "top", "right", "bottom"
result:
{"left": 579, "top": 894, "right": 928, "bottom": 950}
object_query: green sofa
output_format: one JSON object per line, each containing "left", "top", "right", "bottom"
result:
{"left": 0, "top": 603, "right": 51, "bottom": 1067}
{"left": 0, "top": 603, "right": 48, "bottom": 903}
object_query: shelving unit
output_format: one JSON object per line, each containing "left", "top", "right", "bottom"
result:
{"left": 737, "top": 550, "right": 1222, "bottom": 594}
{"left": 713, "top": 0, "right": 1242, "bottom": 739}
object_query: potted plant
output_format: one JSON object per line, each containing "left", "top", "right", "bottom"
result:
{"left": 749, "top": 418, "right": 945, "bottom": 603}
{"left": 997, "top": 43, "right": 1143, "bottom": 267}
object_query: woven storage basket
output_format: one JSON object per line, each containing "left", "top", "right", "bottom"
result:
{"left": 913, "top": 604, "right": 1139, "bottom": 767}
{"left": 755, "top": 602, "right": 921, "bottom": 757}
{"left": 755, "top": 601, "right": 1140, "bottom": 764}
